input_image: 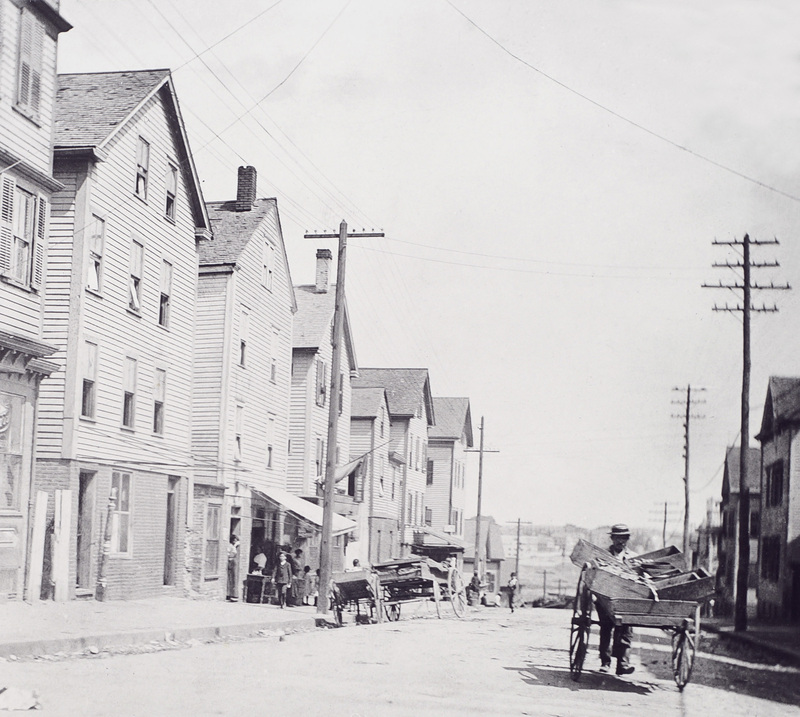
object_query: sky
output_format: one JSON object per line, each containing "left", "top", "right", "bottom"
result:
{"left": 56, "top": 0, "right": 800, "bottom": 537}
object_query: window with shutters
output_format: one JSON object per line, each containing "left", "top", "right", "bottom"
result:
{"left": 158, "top": 260, "right": 172, "bottom": 327}
{"left": 15, "top": 8, "right": 44, "bottom": 120}
{"left": 122, "top": 357, "right": 137, "bottom": 428}
{"left": 135, "top": 137, "right": 150, "bottom": 199}
{"left": 153, "top": 368, "right": 166, "bottom": 435}
{"left": 110, "top": 471, "right": 132, "bottom": 554}
{"left": 128, "top": 239, "right": 144, "bottom": 313}
{"left": 204, "top": 502, "right": 221, "bottom": 576}
{"left": 165, "top": 163, "right": 177, "bottom": 220}
{"left": 81, "top": 341, "right": 98, "bottom": 419}
{"left": 0, "top": 176, "right": 46, "bottom": 290}
{"left": 87, "top": 215, "right": 105, "bottom": 293}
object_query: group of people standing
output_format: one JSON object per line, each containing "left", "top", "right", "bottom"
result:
{"left": 271, "top": 547, "right": 319, "bottom": 608}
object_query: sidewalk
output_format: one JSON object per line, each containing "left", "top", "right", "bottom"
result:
{"left": 0, "top": 596, "right": 324, "bottom": 659}
{"left": 704, "top": 617, "right": 800, "bottom": 666}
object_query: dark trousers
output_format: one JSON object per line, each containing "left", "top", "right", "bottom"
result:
{"left": 597, "top": 603, "right": 632, "bottom": 667}
{"left": 508, "top": 591, "right": 516, "bottom": 611}
{"left": 276, "top": 583, "right": 289, "bottom": 607}
{"left": 227, "top": 560, "right": 238, "bottom": 600}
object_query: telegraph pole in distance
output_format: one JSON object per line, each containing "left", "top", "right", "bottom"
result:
{"left": 703, "top": 233, "right": 790, "bottom": 632}
{"left": 672, "top": 385, "right": 705, "bottom": 558}
{"left": 465, "top": 417, "right": 499, "bottom": 579}
{"left": 304, "top": 222, "right": 384, "bottom": 615}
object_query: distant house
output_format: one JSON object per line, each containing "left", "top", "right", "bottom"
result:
{"left": 192, "top": 166, "right": 297, "bottom": 595}
{"left": 0, "top": 0, "right": 70, "bottom": 600}
{"left": 756, "top": 377, "right": 800, "bottom": 621}
{"left": 352, "top": 368, "right": 434, "bottom": 554}
{"left": 288, "top": 250, "right": 358, "bottom": 570}
{"left": 425, "top": 396, "right": 472, "bottom": 542}
{"left": 37, "top": 69, "right": 212, "bottom": 600}
{"left": 463, "top": 515, "right": 506, "bottom": 597}
{"left": 717, "top": 445, "right": 761, "bottom": 617}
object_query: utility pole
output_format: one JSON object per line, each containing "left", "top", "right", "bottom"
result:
{"left": 703, "top": 233, "right": 789, "bottom": 632}
{"left": 304, "top": 222, "right": 383, "bottom": 615}
{"left": 515, "top": 518, "right": 521, "bottom": 578}
{"left": 465, "top": 417, "right": 499, "bottom": 579}
{"left": 672, "top": 385, "right": 705, "bottom": 558}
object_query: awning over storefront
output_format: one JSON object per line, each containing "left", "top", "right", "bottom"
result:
{"left": 252, "top": 485, "right": 356, "bottom": 537}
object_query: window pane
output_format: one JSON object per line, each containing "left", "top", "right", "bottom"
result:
{"left": 118, "top": 514, "right": 129, "bottom": 553}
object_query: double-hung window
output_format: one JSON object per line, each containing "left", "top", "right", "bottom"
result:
{"left": 159, "top": 260, "right": 172, "bottom": 327}
{"left": 234, "top": 404, "right": 243, "bottom": 461}
{"left": 110, "top": 471, "right": 132, "bottom": 554}
{"left": 165, "top": 164, "right": 177, "bottom": 219}
{"left": 239, "top": 311, "right": 248, "bottom": 367}
{"left": 153, "top": 368, "right": 166, "bottom": 435}
{"left": 128, "top": 239, "right": 144, "bottom": 312}
{"left": 263, "top": 242, "right": 275, "bottom": 289}
{"left": 122, "top": 357, "right": 137, "bottom": 428}
{"left": 135, "top": 137, "right": 150, "bottom": 199}
{"left": 81, "top": 341, "right": 98, "bottom": 419}
{"left": 266, "top": 414, "right": 275, "bottom": 469}
{"left": 0, "top": 176, "right": 46, "bottom": 289}
{"left": 766, "top": 461, "right": 784, "bottom": 507}
{"left": 87, "top": 215, "right": 105, "bottom": 292}
{"left": 315, "top": 359, "right": 327, "bottom": 406}
{"left": 205, "top": 502, "right": 221, "bottom": 576}
{"left": 16, "top": 8, "right": 44, "bottom": 119}
{"left": 270, "top": 329, "right": 279, "bottom": 382}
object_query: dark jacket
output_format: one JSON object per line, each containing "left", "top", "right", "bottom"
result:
{"left": 274, "top": 561, "right": 292, "bottom": 585}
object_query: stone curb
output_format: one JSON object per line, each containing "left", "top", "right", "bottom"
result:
{"left": 704, "top": 623, "right": 800, "bottom": 667}
{"left": 0, "top": 616, "right": 321, "bottom": 659}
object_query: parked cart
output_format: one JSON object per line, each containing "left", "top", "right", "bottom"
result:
{"left": 330, "top": 570, "right": 381, "bottom": 626}
{"left": 568, "top": 541, "right": 715, "bottom": 690}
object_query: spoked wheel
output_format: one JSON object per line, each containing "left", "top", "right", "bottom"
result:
{"left": 671, "top": 619, "right": 697, "bottom": 690}
{"left": 449, "top": 568, "right": 467, "bottom": 618}
{"left": 385, "top": 603, "right": 401, "bottom": 622}
{"left": 569, "top": 567, "right": 592, "bottom": 681}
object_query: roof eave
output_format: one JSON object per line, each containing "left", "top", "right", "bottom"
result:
{"left": 31, "top": 0, "right": 72, "bottom": 33}
{"left": 1, "top": 146, "right": 63, "bottom": 192}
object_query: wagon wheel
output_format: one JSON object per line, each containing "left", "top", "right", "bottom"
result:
{"left": 569, "top": 566, "right": 592, "bottom": 681}
{"left": 671, "top": 613, "right": 698, "bottom": 690}
{"left": 448, "top": 568, "right": 467, "bottom": 618}
{"left": 385, "top": 603, "right": 401, "bottom": 621}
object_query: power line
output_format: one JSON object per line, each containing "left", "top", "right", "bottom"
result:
{"left": 443, "top": 0, "right": 800, "bottom": 204}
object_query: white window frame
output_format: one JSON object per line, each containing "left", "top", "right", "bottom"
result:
{"left": 110, "top": 471, "right": 132, "bottom": 555}
{"left": 165, "top": 163, "right": 178, "bottom": 220}
{"left": 239, "top": 310, "right": 248, "bottom": 367}
{"left": 315, "top": 358, "right": 327, "bottom": 407}
{"left": 270, "top": 329, "right": 279, "bottom": 383}
{"left": 153, "top": 368, "right": 166, "bottom": 435}
{"left": 263, "top": 242, "right": 275, "bottom": 289}
{"left": 0, "top": 176, "right": 46, "bottom": 289}
{"left": 81, "top": 341, "right": 98, "bottom": 419}
{"left": 128, "top": 238, "right": 144, "bottom": 313}
{"left": 122, "top": 356, "right": 137, "bottom": 429}
{"left": 204, "top": 502, "right": 222, "bottom": 577}
{"left": 158, "top": 260, "right": 172, "bottom": 328}
{"left": 266, "top": 413, "right": 275, "bottom": 469}
{"left": 234, "top": 404, "right": 243, "bottom": 462}
{"left": 87, "top": 214, "right": 105, "bottom": 293}
{"left": 135, "top": 137, "right": 150, "bottom": 200}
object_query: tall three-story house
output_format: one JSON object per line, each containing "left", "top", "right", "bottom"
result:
{"left": 352, "top": 368, "right": 434, "bottom": 554}
{"left": 0, "top": 0, "right": 70, "bottom": 599}
{"left": 426, "top": 397, "right": 472, "bottom": 539}
{"left": 36, "top": 70, "right": 211, "bottom": 600}
{"left": 192, "top": 166, "right": 297, "bottom": 595}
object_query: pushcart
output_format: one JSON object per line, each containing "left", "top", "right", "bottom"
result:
{"left": 330, "top": 570, "right": 381, "bottom": 626}
{"left": 568, "top": 542, "right": 714, "bottom": 690}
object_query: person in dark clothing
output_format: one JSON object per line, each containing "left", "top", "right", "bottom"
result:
{"left": 226, "top": 536, "right": 240, "bottom": 601}
{"left": 598, "top": 524, "right": 637, "bottom": 675}
{"left": 273, "top": 552, "right": 292, "bottom": 608}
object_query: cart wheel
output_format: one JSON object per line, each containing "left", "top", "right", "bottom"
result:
{"left": 671, "top": 622, "right": 697, "bottom": 690}
{"left": 569, "top": 567, "right": 592, "bottom": 681}
{"left": 385, "top": 603, "right": 401, "bottom": 622}
{"left": 449, "top": 568, "right": 467, "bottom": 618}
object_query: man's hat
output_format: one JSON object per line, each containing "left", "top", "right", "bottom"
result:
{"left": 609, "top": 523, "right": 631, "bottom": 537}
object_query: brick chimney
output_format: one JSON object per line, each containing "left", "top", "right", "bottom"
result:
{"left": 235, "top": 166, "right": 257, "bottom": 212}
{"left": 316, "top": 249, "right": 332, "bottom": 293}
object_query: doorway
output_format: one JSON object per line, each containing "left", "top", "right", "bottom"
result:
{"left": 163, "top": 476, "right": 179, "bottom": 586}
{"left": 76, "top": 471, "right": 95, "bottom": 590}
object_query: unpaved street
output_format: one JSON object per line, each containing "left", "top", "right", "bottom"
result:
{"left": 2, "top": 607, "right": 798, "bottom": 716}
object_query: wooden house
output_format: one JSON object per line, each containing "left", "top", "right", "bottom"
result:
{"left": 351, "top": 368, "right": 434, "bottom": 554}
{"left": 36, "top": 69, "right": 211, "bottom": 600}
{"left": 756, "top": 377, "right": 800, "bottom": 621}
{"left": 192, "top": 166, "right": 297, "bottom": 595}
{"left": 0, "top": 0, "right": 70, "bottom": 600}
{"left": 463, "top": 515, "right": 506, "bottom": 600}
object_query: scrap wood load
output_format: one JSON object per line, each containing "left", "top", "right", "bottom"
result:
{"left": 569, "top": 539, "right": 715, "bottom": 603}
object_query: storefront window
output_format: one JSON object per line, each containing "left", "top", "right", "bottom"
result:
{"left": 0, "top": 393, "right": 23, "bottom": 511}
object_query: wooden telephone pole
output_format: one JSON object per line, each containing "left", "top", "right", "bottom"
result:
{"left": 466, "top": 417, "right": 498, "bottom": 579}
{"left": 304, "top": 222, "right": 383, "bottom": 615}
{"left": 672, "top": 385, "right": 705, "bottom": 558}
{"left": 703, "top": 233, "right": 789, "bottom": 632}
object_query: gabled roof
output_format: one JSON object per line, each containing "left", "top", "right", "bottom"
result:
{"left": 350, "top": 386, "right": 387, "bottom": 419}
{"left": 429, "top": 397, "right": 473, "bottom": 446}
{"left": 757, "top": 376, "right": 800, "bottom": 442}
{"left": 200, "top": 197, "right": 296, "bottom": 312}
{"left": 722, "top": 445, "right": 761, "bottom": 498}
{"left": 463, "top": 516, "right": 505, "bottom": 562}
{"left": 54, "top": 70, "right": 210, "bottom": 239}
{"left": 353, "top": 368, "right": 435, "bottom": 425}
{"left": 292, "top": 285, "right": 357, "bottom": 372}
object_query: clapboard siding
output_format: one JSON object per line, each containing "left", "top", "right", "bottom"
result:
{"left": 0, "top": 1, "right": 58, "bottom": 173}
